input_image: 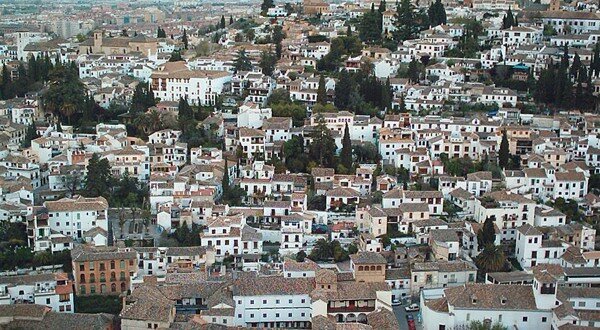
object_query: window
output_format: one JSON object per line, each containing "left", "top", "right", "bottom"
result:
{"left": 542, "top": 317, "right": 547, "bottom": 323}
{"left": 523, "top": 317, "right": 528, "bottom": 322}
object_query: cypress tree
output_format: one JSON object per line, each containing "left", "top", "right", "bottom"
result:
{"left": 340, "top": 123, "right": 352, "bottom": 171}
{"left": 499, "top": 130, "right": 509, "bottom": 169}
{"left": 222, "top": 158, "right": 230, "bottom": 200}
{"left": 477, "top": 216, "right": 496, "bottom": 249}
{"left": 182, "top": 29, "right": 188, "bottom": 49}
{"left": 22, "top": 122, "right": 39, "bottom": 148}
{"left": 316, "top": 75, "right": 326, "bottom": 105}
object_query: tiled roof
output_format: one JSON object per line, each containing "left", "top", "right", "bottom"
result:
{"left": 311, "top": 281, "right": 390, "bottom": 301}
{"left": 430, "top": 229, "right": 460, "bottom": 242}
{"left": 555, "top": 171, "right": 585, "bottom": 181}
{"left": 350, "top": 252, "right": 387, "bottom": 265}
{"left": 232, "top": 273, "right": 315, "bottom": 296}
{"left": 283, "top": 258, "right": 320, "bottom": 272}
{"left": 71, "top": 245, "right": 136, "bottom": 262}
{"left": 121, "top": 284, "right": 174, "bottom": 322}
{"left": 445, "top": 283, "right": 538, "bottom": 310}
{"left": 518, "top": 223, "right": 542, "bottom": 236}
{"left": 366, "top": 308, "right": 400, "bottom": 330}
{"left": 412, "top": 260, "right": 477, "bottom": 273}
{"left": 45, "top": 196, "right": 108, "bottom": 212}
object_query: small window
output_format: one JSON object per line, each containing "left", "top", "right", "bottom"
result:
{"left": 523, "top": 317, "right": 528, "bottom": 322}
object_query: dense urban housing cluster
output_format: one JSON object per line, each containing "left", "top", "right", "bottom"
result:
{"left": 0, "top": 0, "right": 599, "bottom": 329}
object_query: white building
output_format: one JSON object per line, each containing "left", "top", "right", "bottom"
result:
{"left": 0, "top": 273, "right": 74, "bottom": 313}
{"left": 150, "top": 61, "right": 231, "bottom": 106}
{"left": 44, "top": 196, "right": 109, "bottom": 240}
{"left": 232, "top": 274, "right": 313, "bottom": 328}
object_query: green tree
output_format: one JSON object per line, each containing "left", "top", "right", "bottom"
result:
{"left": 233, "top": 49, "right": 252, "bottom": 72}
{"left": 261, "top": 0, "right": 274, "bottom": 15}
{"left": 359, "top": 3, "right": 382, "bottom": 44}
{"left": 334, "top": 70, "right": 354, "bottom": 110}
{"left": 177, "top": 97, "right": 193, "bottom": 132}
{"left": 220, "top": 15, "right": 226, "bottom": 29}
{"left": 340, "top": 123, "right": 352, "bottom": 171}
{"left": 316, "top": 74, "right": 327, "bottom": 105}
{"left": 296, "top": 250, "right": 307, "bottom": 262}
{"left": 308, "top": 117, "right": 337, "bottom": 167}
{"left": 271, "top": 103, "right": 306, "bottom": 127}
{"left": 283, "top": 135, "right": 308, "bottom": 172}
{"left": 259, "top": 50, "right": 277, "bottom": 76}
{"left": 169, "top": 50, "right": 183, "bottom": 62}
{"left": 499, "top": 130, "right": 509, "bottom": 169}
{"left": 475, "top": 244, "right": 507, "bottom": 273}
{"left": 21, "top": 122, "right": 39, "bottom": 148}
{"left": 477, "top": 216, "right": 496, "bottom": 249}
{"left": 157, "top": 27, "right": 166, "bottom": 38}
{"left": 407, "top": 59, "right": 421, "bottom": 83}
{"left": 222, "top": 158, "right": 230, "bottom": 198}
{"left": 273, "top": 25, "right": 284, "bottom": 59}
{"left": 182, "top": 29, "right": 188, "bottom": 49}
{"left": 427, "top": 0, "right": 447, "bottom": 26}
{"left": 393, "top": 0, "right": 417, "bottom": 41}
{"left": 84, "top": 153, "right": 112, "bottom": 199}
{"left": 42, "top": 65, "right": 86, "bottom": 125}
{"left": 502, "top": 8, "right": 516, "bottom": 29}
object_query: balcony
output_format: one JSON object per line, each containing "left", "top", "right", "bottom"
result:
{"left": 327, "top": 300, "right": 376, "bottom": 314}
{"left": 328, "top": 305, "right": 376, "bottom": 313}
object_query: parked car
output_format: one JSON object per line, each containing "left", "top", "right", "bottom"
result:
{"left": 405, "top": 303, "right": 420, "bottom": 312}
{"left": 392, "top": 298, "right": 402, "bottom": 306}
{"left": 406, "top": 314, "right": 414, "bottom": 320}
{"left": 407, "top": 318, "right": 416, "bottom": 330}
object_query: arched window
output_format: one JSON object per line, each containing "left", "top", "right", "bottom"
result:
{"left": 370, "top": 265, "right": 376, "bottom": 271}
{"left": 376, "top": 266, "right": 382, "bottom": 271}
{"left": 80, "top": 274, "right": 86, "bottom": 283}
{"left": 110, "top": 260, "right": 115, "bottom": 269}
{"left": 110, "top": 272, "right": 116, "bottom": 281}
{"left": 100, "top": 272, "right": 106, "bottom": 282}
{"left": 89, "top": 273, "right": 95, "bottom": 283}
{"left": 111, "top": 283, "right": 117, "bottom": 292}
{"left": 120, "top": 271, "right": 126, "bottom": 281}
{"left": 120, "top": 282, "right": 126, "bottom": 292}
{"left": 100, "top": 284, "right": 106, "bottom": 293}
{"left": 358, "top": 266, "right": 364, "bottom": 271}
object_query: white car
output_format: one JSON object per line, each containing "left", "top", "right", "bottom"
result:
{"left": 404, "top": 303, "right": 420, "bottom": 312}
{"left": 392, "top": 298, "right": 402, "bottom": 306}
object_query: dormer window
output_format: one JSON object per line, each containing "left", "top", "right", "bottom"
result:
{"left": 471, "top": 295, "right": 477, "bottom": 304}
{"left": 500, "top": 296, "right": 507, "bottom": 305}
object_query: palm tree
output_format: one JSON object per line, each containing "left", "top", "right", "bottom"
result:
{"left": 133, "top": 113, "right": 152, "bottom": 135}
{"left": 147, "top": 109, "right": 162, "bottom": 132}
{"left": 61, "top": 102, "right": 77, "bottom": 124}
{"left": 475, "top": 244, "right": 507, "bottom": 273}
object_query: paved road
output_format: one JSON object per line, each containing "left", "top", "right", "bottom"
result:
{"left": 393, "top": 300, "right": 423, "bottom": 330}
